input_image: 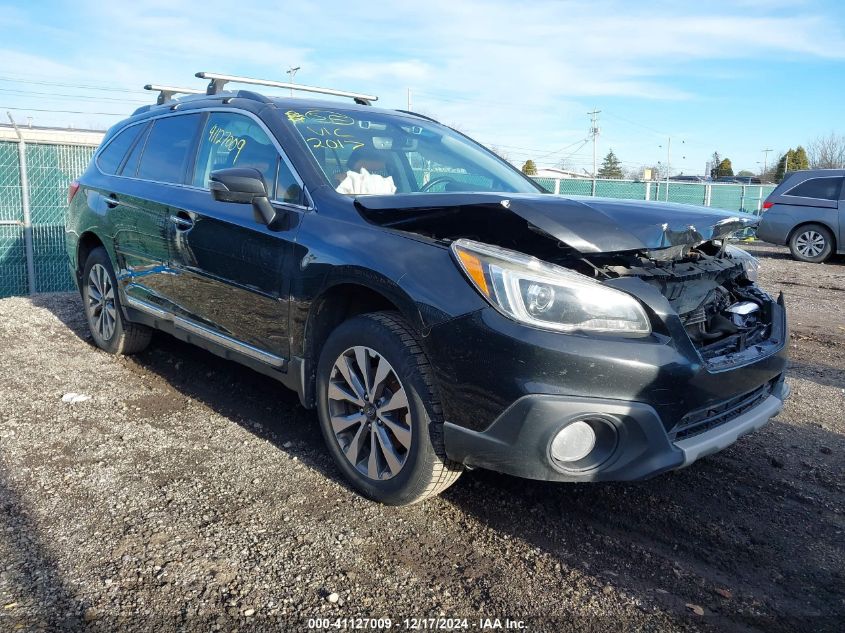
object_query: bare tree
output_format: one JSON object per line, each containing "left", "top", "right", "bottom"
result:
{"left": 807, "top": 132, "right": 845, "bottom": 169}
{"left": 648, "top": 164, "right": 667, "bottom": 180}
{"left": 488, "top": 145, "right": 512, "bottom": 164}
{"left": 554, "top": 157, "right": 574, "bottom": 171}
{"left": 623, "top": 167, "right": 643, "bottom": 180}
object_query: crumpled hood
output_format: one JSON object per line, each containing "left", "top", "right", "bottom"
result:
{"left": 354, "top": 192, "right": 758, "bottom": 254}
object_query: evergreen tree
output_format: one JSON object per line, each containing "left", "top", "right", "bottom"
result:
{"left": 774, "top": 147, "right": 811, "bottom": 182}
{"left": 597, "top": 149, "right": 624, "bottom": 179}
{"left": 521, "top": 159, "right": 537, "bottom": 175}
{"left": 709, "top": 152, "right": 722, "bottom": 179}
{"left": 774, "top": 151, "right": 790, "bottom": 183}
{"left": 792, "top": 146, "right": 810, "bottom": 171}
{"left": 716, "top": 158, "right": 734, "bottom": 178}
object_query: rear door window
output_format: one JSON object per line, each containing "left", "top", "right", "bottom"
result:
{"left": 785, "top": 177, "right": 843, "bottom": 201}
{"left": 136, "top": 114, "right": 202, "bottom": 184}
{"left": 96, "top": 124, "right": 144, "bottom": 175}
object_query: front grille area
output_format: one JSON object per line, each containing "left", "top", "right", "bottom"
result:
{"left": 670, "top": 379, "right": 776, "bottom": 442}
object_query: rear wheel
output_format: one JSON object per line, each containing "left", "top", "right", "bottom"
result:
{"left": 82, "top": 247, "right": 152, "bottom": 355}
{"left": 789, "top": 224, "right": 834, "bottom": 263}
{"left": 316, "top": 312, "right": 463, "bottom": 505}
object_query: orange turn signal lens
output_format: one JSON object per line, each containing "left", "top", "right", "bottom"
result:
{"left": 455, "top": 248, "right": 490, "bottom": 297}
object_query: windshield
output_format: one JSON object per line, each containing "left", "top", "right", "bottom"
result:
{"left": 282, "top": 107, "right": 542, "bottom": 196}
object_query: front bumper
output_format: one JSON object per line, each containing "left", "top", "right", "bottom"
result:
{"left": 428, "top": 280, "right": 788, "bottom": 482}
{"left": 444, "top": 377, "right": 789, "bottom": 482}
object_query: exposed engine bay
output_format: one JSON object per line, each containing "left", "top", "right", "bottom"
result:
{"left": 354, "top": 199, "right": 775, "bottom": 360}
{"left": 591, "top": 241, "right": 772, "bottom": 359}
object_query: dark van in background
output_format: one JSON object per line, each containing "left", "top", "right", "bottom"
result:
{"left": 757, "top": 169, "right": 844, "bottom": 263}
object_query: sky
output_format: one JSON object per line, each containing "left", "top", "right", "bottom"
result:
{"left": 1, "top": 0, "right": 844, "bottom": 176}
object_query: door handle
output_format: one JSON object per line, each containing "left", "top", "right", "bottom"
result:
{"left": 169, "top": 211, "right": 194, "bottom": 231}
{"left": 105, "top": 193, "right": 119, "bottom": 209}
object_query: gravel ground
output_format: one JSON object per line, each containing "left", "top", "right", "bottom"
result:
{"left": 0, "top": 242, "right": 843, "bottom": 633}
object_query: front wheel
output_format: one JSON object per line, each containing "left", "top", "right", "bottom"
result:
{"left": 316, "top": 312, "right": 463, "bottom": 505}
{"left": 82, "top": 247, "right": 152, "bottom": 355}
{"left": 789, "top": 223, "right": 834, "bottom": 263}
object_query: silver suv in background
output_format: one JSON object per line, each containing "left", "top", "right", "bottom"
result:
{"left": 757, "top": 169, "right": 844, "bottom": 263}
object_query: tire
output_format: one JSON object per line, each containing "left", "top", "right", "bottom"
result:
{"left": 81, "top": 247, "right": 152, "bottom": 355}
{"left": 789, "top": 223, "right": 834, "bottom": 263}
{"left": 316, "top": 312, "right": 463, "bottom": 505}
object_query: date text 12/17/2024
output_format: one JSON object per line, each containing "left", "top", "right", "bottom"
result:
{"left": 307, "top": 618, "right": 528, "bottom": 630}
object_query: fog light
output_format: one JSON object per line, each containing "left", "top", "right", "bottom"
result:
{"left": 550, "top": 420, "right": 597, "bottom": 463}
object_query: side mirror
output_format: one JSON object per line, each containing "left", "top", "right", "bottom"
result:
{"left": 209, "top": 168, "right": 285, "bottom": 230}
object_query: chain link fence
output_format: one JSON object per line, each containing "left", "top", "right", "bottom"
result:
{"left": 28, "top": 144, "right": 97, "bottom": 292}
{"left": 536, "top": 176, "right": 775, "bottom": 213}
{"left": 0, "top": 138, "right": 778, "bottom": 299}
{"left": 0, "top": 141, "right": 27, "bottom": 297}
{"left": 0, "top": 139, "right": 96, "bottom": 298}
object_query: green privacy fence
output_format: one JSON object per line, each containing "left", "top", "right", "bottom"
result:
{"left": 533, "top": 176, "right": 776, "bottom": 215}
{"left": 0, "top": 140, "right": 96, "bottom": 298}
{"left": 0, "top": 141, "right": 26, "bottom": 297}
{"left": 0, "top": 139, "right": 776, "bottom": 299}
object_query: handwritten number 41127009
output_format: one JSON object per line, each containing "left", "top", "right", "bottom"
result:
{"left": 208, "top": 124, "right": 247, "bottom": 163}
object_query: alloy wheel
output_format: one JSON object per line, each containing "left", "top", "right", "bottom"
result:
{"left": 87, "top": 263, "right": 117, "bottom": 341}
{"left": 795, "top": 230, "right": 826, "bottom": 258}
{"left": 327, "top": 346, "right": 412, "bottom": 481}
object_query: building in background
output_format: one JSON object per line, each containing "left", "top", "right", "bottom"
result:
{"left": 534, "top": 167, "right": 587, "bottom": 179}
{"left": 0, "top": 124, "right": 104, "bottom": 146}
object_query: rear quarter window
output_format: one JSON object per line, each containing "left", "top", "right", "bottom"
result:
{"left": 120, "top": 123, "right": 151, "bottom": 177}
{"left": 96, "top": 124, "right": 144, "bottom": 175}
{"left": 785, "top": 177, "right": 843, "bottom": 201}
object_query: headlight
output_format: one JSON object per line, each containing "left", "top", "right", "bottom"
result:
{"left": 725, "top": 244, "right": 759, "bottom": 282}
{"left": 451, "top": 239, "right": 651, "bottom": 335}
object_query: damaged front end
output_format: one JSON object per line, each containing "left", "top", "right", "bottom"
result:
{"left": 355, "top": 192, "right": 784, "bottom": 369}
{"left": 592, "top": 242, "right": 786, "bottom": 370}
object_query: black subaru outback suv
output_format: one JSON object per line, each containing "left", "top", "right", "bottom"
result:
{"left": 66, "top": 73, "right": 789, "bottom": 504}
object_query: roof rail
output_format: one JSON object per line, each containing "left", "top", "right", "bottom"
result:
{"left": 195, "top": 72, "right": 378, "bottom": 105}
{"left": 144, "top": 85, "right": 206, "bottom": 105}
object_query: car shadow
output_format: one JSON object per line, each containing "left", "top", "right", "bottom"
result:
{"left": 29, "top": 292, "right": 845, "bottom": 630}
{"left": 30, "top": 291, "right": 88, "bottom": 337}
{"left": 125, "top": 331, "right": 325, "bottom": 463}
{"left": 0, "top": 467, "right": 86, "bottom": 630}
{"left": 789, "top": 359, "right": 845, "bottom": 390}
{"left": 29, "top": 292, "right": 343, "bottom": 485}
{"left": 439, "top": 412, "right": 845, "bottom": 628}
{"left": 118, "top": 326, "right": 845, "bottom": 629}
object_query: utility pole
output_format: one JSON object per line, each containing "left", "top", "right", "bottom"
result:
{"left": 407, "top": 88, "right": 412, "bottom": 111}
{"left": 659, "top": 138, "right": 683, "bottom": 201}
{"left": 588, "top": 108, "right": 601, "bottom": 196}
{"left": 761, "top": 148, "right": 773, "bottom": 176}
{"left": 285, "top": 66, "right": 300, "bottom": 97}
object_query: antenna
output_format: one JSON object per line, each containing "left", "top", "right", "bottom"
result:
{"left": 195, "top": 72, "right": 378, "bottom": 105}
{"left": 144, "top": 85, "right": 206, "bottom": 105}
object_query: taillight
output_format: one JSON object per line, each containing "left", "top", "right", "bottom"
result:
{"left": 68, "top": 181, "right": 80, "bottom": 205}
{"left": 762, "top": 200, "right": 774, "bottom": 210}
